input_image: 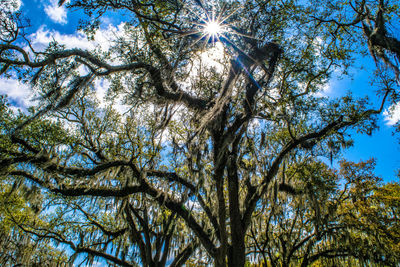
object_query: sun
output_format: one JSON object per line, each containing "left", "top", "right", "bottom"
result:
{"left": 204, "top": 21, "right": 223, "bottom": 37}
{"left": 183, "top": 1, "right": 248, "bottom": 49}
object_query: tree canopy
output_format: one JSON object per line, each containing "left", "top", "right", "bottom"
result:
{"left": 0, "top": 0, "right": 399, "bottom": 266}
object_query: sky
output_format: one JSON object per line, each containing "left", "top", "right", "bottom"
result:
{"left": 1, "top": 0, "right": 400, "bottom": 182}
{"left": 326, "top": 65, "right": 400, "bottom": 181}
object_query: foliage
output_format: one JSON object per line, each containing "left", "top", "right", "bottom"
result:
{"left": 0, "top": 0, "right": 399, "bottom": 266}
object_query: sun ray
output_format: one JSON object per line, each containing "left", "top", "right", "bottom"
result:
{"left": 218, "top": 6, "right": 242, "bottom": 24}
{"left": 228, "top": 28, "right": 264, "bottom": 42}
{"left": 177, "top": 30, "right": 210, "bottom": 52}
{"left": 216, "top": 3, "right": 227, "bottom": 22}
{"left": 219, "top": 35, "right": 264, "bottom": 92}
{"left": 182, "top": 0, "right": 267, "bottom": 60}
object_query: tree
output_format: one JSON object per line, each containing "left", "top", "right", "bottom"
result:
{"left": 0, "top": 95, "right": 199, "bottom": 266}
{"left": 337, "top": 160, "right": 400, "bottom": 265}
{"left": 0, "top": 96, "right": 68, "bottom": 266}
{"left": 0, "top": 0, "right": 399, "bottom": 266}
{"left": 247, "top": 160, "right": 345, "bottom": 266}
{"left": 312, "top": 0, "right": 400, "bottom": 84}
{"left": 247, "top": 159, "right": 400, "bottom": 266}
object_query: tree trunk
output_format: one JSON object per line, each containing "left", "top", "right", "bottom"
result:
{"left": 227, "top": 155, "right": 246, "bottom": 267}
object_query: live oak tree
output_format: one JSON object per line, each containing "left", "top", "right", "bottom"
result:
{"left": 0, "top": 96, "right": 68, "bottom": 266}
{"left": 0, "top": 183, "right": 68, "bottom": 266}
{"left": 247, "top": 160, "right": 345, "bottom": 266}
{"left": 0, "top": 0, "right": 399, "bottom": 266}
{"left": 337, "top": 160, "right": 400, "bottom": 266}
{"left": 313, "top": 0, "right": 400, "bottom": 85}
{"left": 247, "top": 159, "right": 400, "bottom": 266}
{"left": 1, "top": 94, "right": 199, "bottom": 267}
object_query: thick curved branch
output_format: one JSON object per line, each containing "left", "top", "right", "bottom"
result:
{"left": 124, "top": 204, "right": 149, "bottom": 266}
{"left": 69, "top": 0, "right": 183, "bottom": 32}
{"left": 170, "top": 242, "right": 199, "bottom": 267}
{"left": 243, "top": 42, "right": 282, "bottom": 114}
{"left": 146, "top": 169, "right": 220, "bottom": 240}
{"left": 10, "top": 170, "right": 146, "bottom": 197}
{"left": 75, "top": 247, "right": 134, "bottom": 267}
{"left": 3, "top": 154, "right": 132, "bottom": 178}
{"left": 10, "top": 169, "right": 217, "bottom": 256}
{"left": 305, "top": 249, "right": 350, "bottom": 266}
{"left": 146, "top": 65, "right": 208, "bottom": 110}
{"left": 140, "top": 181, "right": 217, "bottom": 258}
{"left": 242, "top": 99, "right": 387, "bottom": 230}
{"left": 0, "top": 46, "right": 208, "bottom": 110}
{"left": 76, "top": 205, "right": 128, "bottom": 237}
{"left": 19, "top": 220, "right": 134, "bottom": 266}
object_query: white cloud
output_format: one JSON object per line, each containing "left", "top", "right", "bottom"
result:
{"left": 93, "top": 78, "right": 130, "bottom": 116}
{"left": 30, "top": 26, "right": 92, "bottom": 51}
{"left": 185, "top": 199, "right": 201, "bottom": 211}
{"left": 26, "top": 23, "right": 126, "bottom": 114}
{"left": 248, "top": 118, "right": 260, "bottom": 131}
{"left": 199, "top": 41, "right": 226, "bottom": 72}
{"left": 94, "top": 78, "right": 109, "bottom": 108}
{"left": 15, "top": 0, "right": 22, "bottom": 10}
{"left": 90, "top": 261, "right": 106, "bottom": 267}
{"left": 384, "top": 103, "right": 400, "bottom": 125}
{"left": 77, "top": 65, "right": 90, "bottom": 76}
{"left": 44, "top": 0, "right": 68, "bottom": 24}
{"left": 0, "top": 78, "right": 34, "bottom": 108}
{"left": 0, "top": 0, "right": 21, "bottom": 12}
{"left": 312, "top": 82, "right": 332, "bottom": 98}
{"left": 2, "top": 23, "right": 128, "bottom": 112}
{"left": 30, "top": 23, "right": 125, "bottom": 52}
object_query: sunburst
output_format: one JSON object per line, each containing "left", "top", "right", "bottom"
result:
{"left": 204, "top": 21, "right": 223, "bottom": 38}
{"left": 197, "top": 8, "right": 228, "bottom": 45}
{"left": 180, "top": 0, "right": 265, "bottom": 66}
{"left": 182, "top": 1, "right": 241, "bottom": 47}
{"left": 184, "top": 1, "right": 262, "bottom": 54}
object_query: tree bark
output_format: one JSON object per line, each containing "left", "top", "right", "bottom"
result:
{"left": 227, "top": 154, "right": 246, "bottom": 267}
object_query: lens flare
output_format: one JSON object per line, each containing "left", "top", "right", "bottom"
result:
{"left": 204, "top": 21, "right": 222, "bottom": 36}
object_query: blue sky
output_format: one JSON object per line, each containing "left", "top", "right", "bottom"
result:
{"left": 333, "top": 77, "right": 400, "bottom": 181}
{"left": 2, "top": 0, "right": 400, "bottom": 182}
{"left": 322, "top": 57, "right": 400, "bottom": 181}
